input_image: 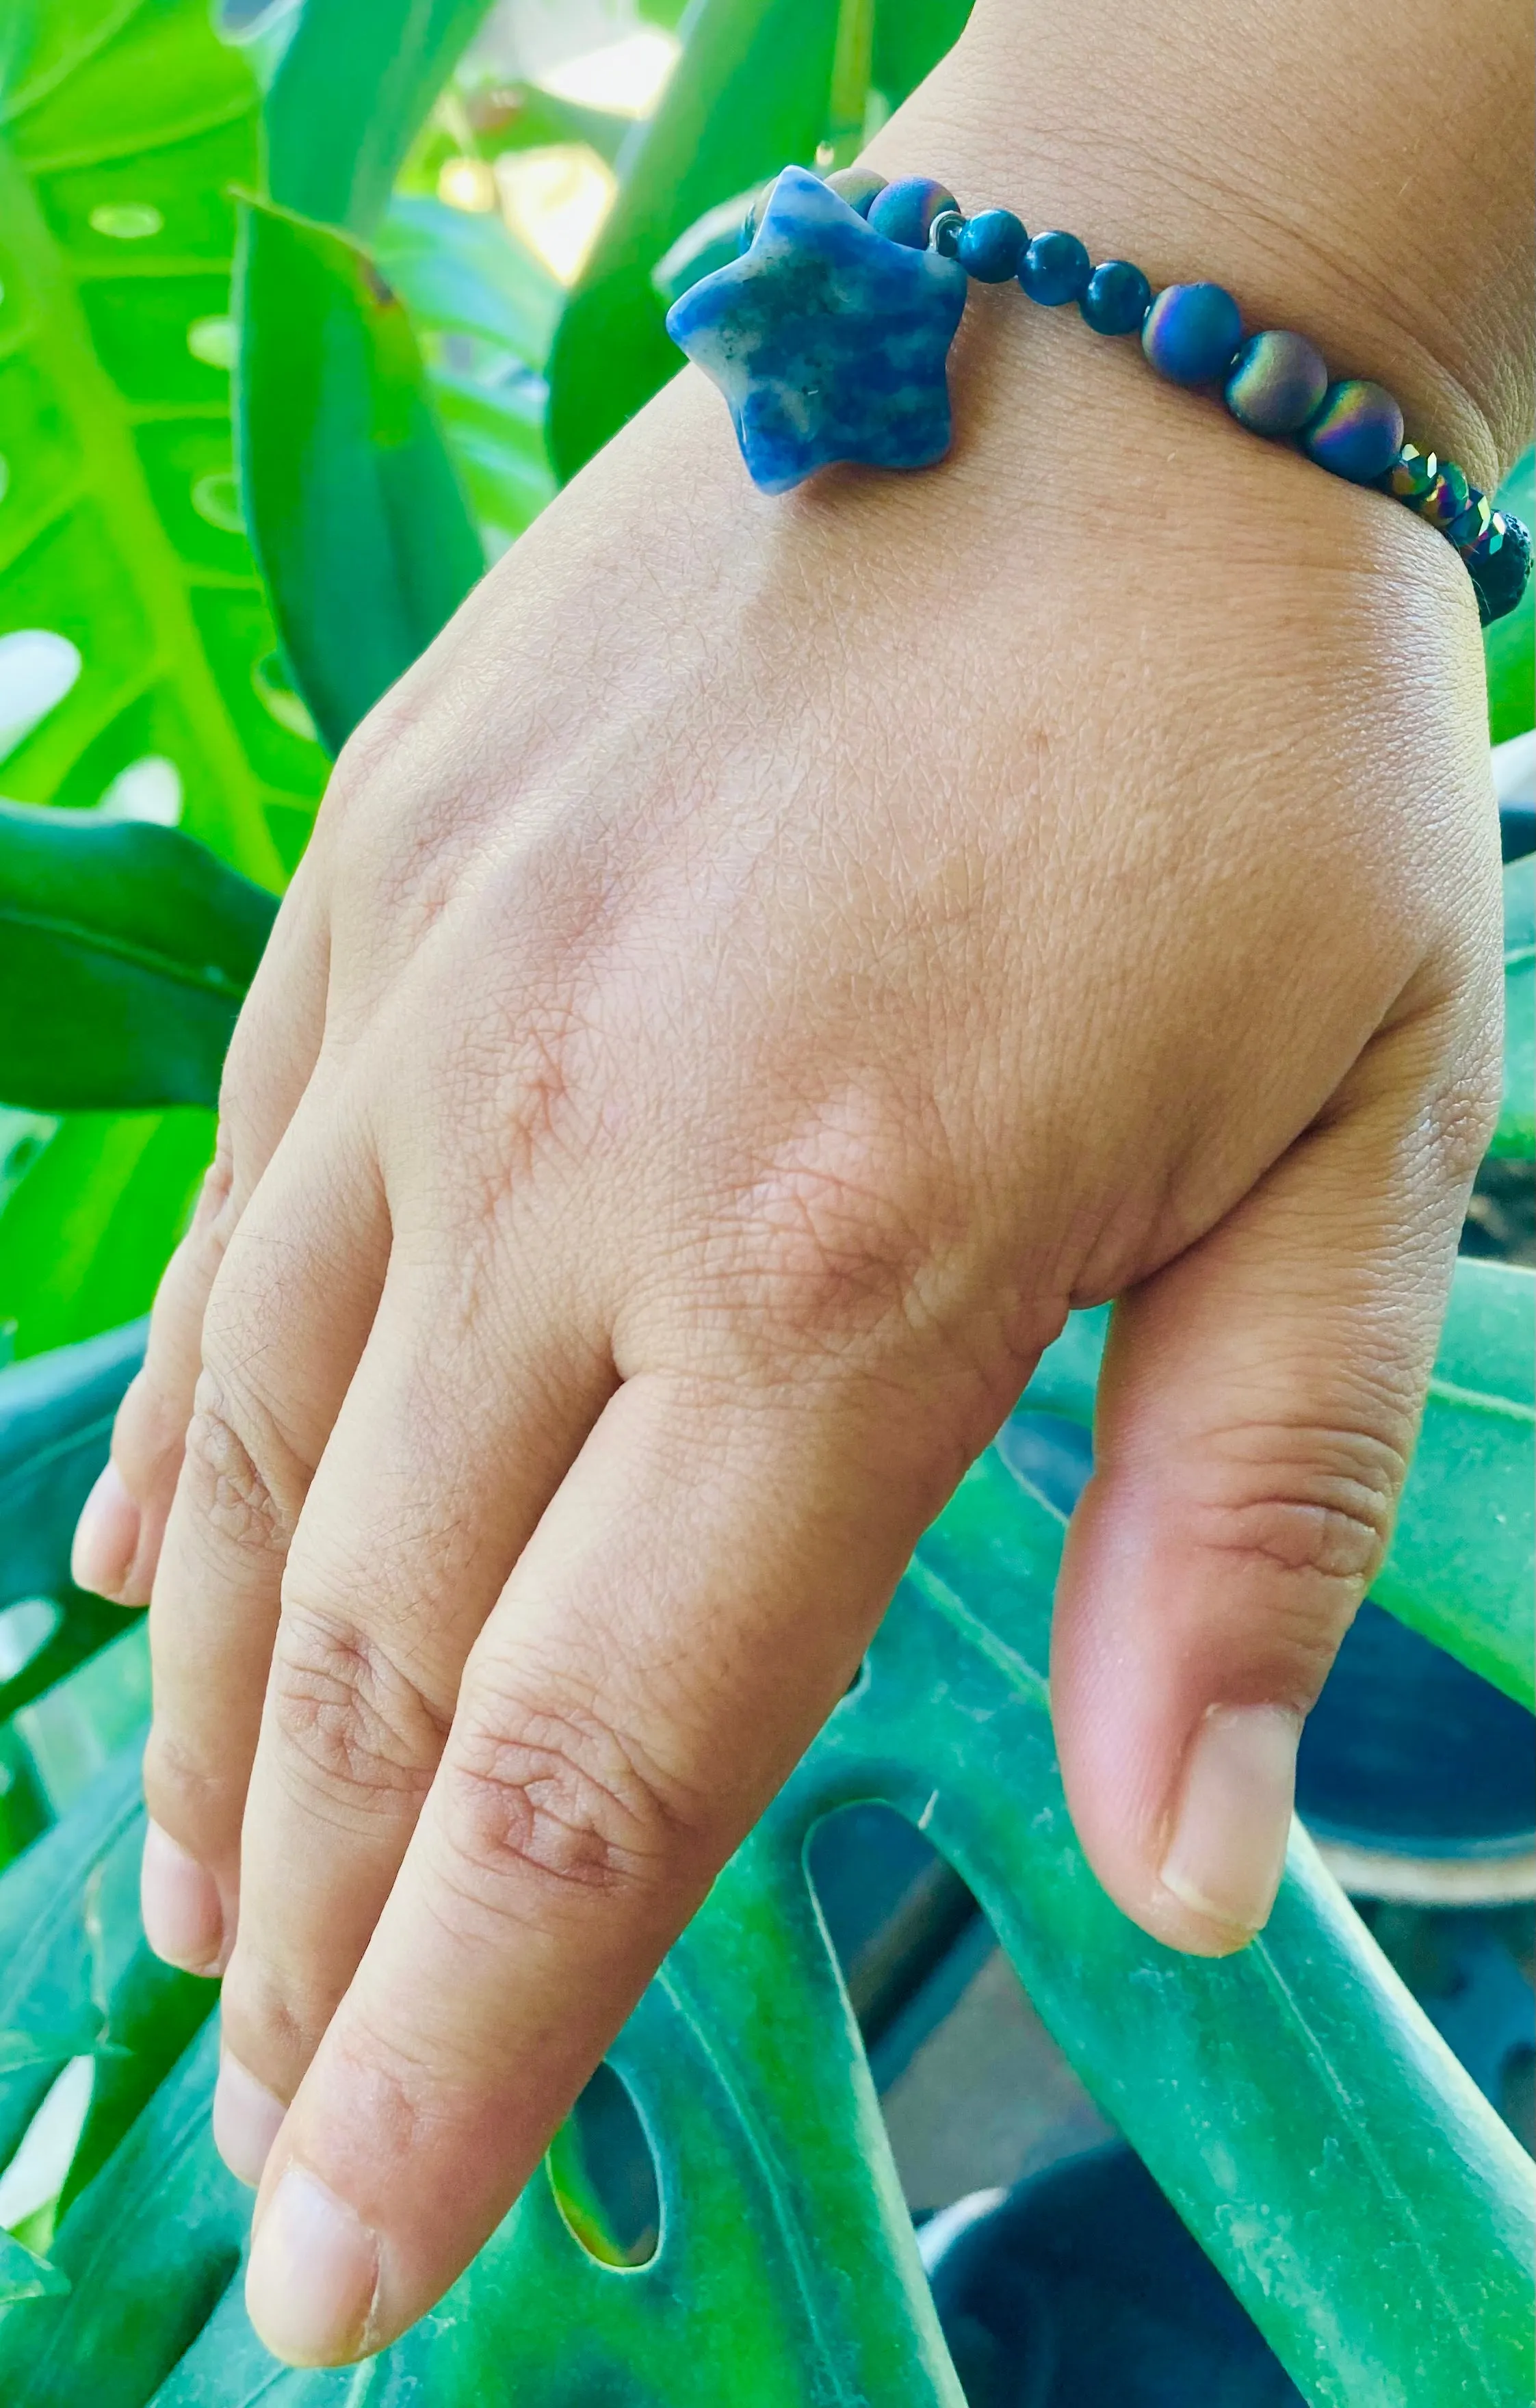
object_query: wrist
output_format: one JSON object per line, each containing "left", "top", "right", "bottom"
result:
{"left": 867, "top": 0, "right": 1533, "bottom": 492}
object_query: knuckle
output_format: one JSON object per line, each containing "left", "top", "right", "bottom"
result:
{"left": 268, "top": 1597, "right": 446, "bottom": 1818}
{"left": 180, "top": 1367, "right": 291, "bottom": 1560}
{"left": 434, "top": 1681, "right": 695, "bottom": 1917}
{"left": 1194, "top": 1416, "right": 1407, "bottom": 1625}
{"left": 709, "top": 1106, "right": 950, "bottom": 1354}
{"left": 142, "top": 1721, "right": 235, "bottom": 1851}
{"left": 220, "top": 1948, "right": 333, "bottom": 2083}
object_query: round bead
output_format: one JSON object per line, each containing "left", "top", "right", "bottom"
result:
{"left": 1301, "top": 379, "right": 1405, "bottom": 482}
{"left": 1018, "top": 230, "right": 1091, "bottom": 306}
{"left": 1079, "top": 259, "right": 1151, "bottom": 335}
{"left": 1222, "top": 329, "right": 1328, "bottom": 434}
{"left": 955, "top": 207, "right": 1026, "bottom": 283}
{"left": 822, "top": 166, "right": 887, "bottom": 218}
{"left": 1384, "top": 442, "right": 1438, "bottom": 501}
{"left": 1467, "top": 510, "right": 1531, "bottom": 627}
{"left": 865, "top": 175, "right": 957, "bottom": 250}
{"left": 1141, "top": 283, "right": 1242, "bottom": 385}
{"left": 1418, "top": 459, "right": 1472, "bottom": 530}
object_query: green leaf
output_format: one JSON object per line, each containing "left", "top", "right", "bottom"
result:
{"left": 547, "top": 0, "right": 844, "bottom": 481}
{"left": 0, "top": 804, "right": 275, "bottom": 1113}
{"left": 0, "top": 1746, "right": 143, "bottom": 2162}
{"left": 1374, "top": 1258, "right": 1535, "bottom": 1707}
{"left": 871, "top": 0, "right": 974, "bottom": 105}
{"left": 0, "top": 0, "right": 324, "bottom": 873}
{"left": 375, "top": 194, "right": 560, "bottom": 370}
{"left": 1486, "top": 447, "right": 1534, "bottom": 746}
{"left": 263, "top": 0, "right": 493, "bottom": 239}
{"left": 0, "top": 1318, "right": 143, "bottom": 1614}
{"left": 0, "top": 2223, "right": 66, "bottom": 2305}
{"left": 0, "top": 1109, "right": 213, "bottom": 1361}
{"left": 16, "top": 1454, "right": 1527, "bottom": 2406}
{"left": 651, "top": 187, "right": 757, "bottom": 306}
{"left": 1494, "top": 852, "right": 1533, "bottom": 1160}
{"left": 374, "top": 195, "right": 558, "bottom": 551}
{"left": 0, "top": 2017, "right": 245, "bottom": 2408}
{"left": 235, "top": 196, "right": 484, "bottom": 755}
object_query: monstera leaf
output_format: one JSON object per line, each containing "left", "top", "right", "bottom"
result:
{"left": 0, "top": 0, "right": 328, "bottom": 1359}
{"left": 0, "top": 1401, "right": 1530, "bottom": 2403}
{"left": 547, "top": 0, "right": 848, "bottom": 479}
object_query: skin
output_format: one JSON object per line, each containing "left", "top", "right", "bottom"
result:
{"left": 72, "top": 0, "right": 1533, "bottom": 2368}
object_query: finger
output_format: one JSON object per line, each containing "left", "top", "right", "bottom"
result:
{"left": 240, "top": 1369, "right": 956, "bottom": 2365}
{"left": 212, "top": 1259, "right": 614, "bottom": 2184}
{"left": 139, "top": 1082, "right": 385, "bottom": 1977}
{"left": 71, "top": 869, "right": 332, "bottom": 1605}
{"left": 1050, "top": 1009, "right": 1498, "bottom": 1956}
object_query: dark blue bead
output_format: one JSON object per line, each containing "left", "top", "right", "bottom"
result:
{"left": 1141, "top": 283, "right": 1242, "bottom": 384}
{"left": 1301, "top": 378, "right": 1404, "bottom": 483}
{"left": 1079, "top": 259, "right": 1151, "bottom": 336}
{"left": 1018, "top": 230, "right": 1091, "bottom": 306}
{"left": 865, "top": 175, "right": 956, "bottom": 251}
{"left": 955, "top": 207, "right": 1026, "bottom": 283}
{"left": 1223, "top": 330, "right": 1328, "bottom": 434}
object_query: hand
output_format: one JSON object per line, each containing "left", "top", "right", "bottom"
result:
{"left": 71, "top": 0, "right": 1524, "bottom": 2367}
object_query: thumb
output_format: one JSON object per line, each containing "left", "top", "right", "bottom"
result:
{"left": 1050, "top": 1019, "right": 1495, "bottom": 1956}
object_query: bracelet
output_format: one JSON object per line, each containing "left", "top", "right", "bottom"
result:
{"left": 665, "top": 164, "right": 1531, "bottom": 628}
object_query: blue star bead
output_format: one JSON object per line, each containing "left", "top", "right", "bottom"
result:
{"left": 664, "top": 165, "right": 969, "bottom": 496}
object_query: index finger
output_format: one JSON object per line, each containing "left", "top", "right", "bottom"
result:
{"left": 240, "top": 1365, "right": 956, "bottom": 2365}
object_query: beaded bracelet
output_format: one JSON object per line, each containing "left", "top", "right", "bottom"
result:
{"left": 665, "top": 164, "right": 1530, "bottom": 627}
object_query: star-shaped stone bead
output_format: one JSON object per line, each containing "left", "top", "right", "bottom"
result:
{"left": 665, "top": 164, "right": 969, "bottom": 495}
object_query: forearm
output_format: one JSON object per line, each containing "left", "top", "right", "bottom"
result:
{"left": 872, "top": 0, "right": 1533, "bottom": 488}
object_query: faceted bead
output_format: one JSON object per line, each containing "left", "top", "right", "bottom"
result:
{"left": 1467, "top": 510, "right": 1531, "bottom": 627}
{"left": 1418, "top": 460, "right": 1472, "bottom": 530}
{"left": 1301, "top": 379, "right": 1405, "bottom": 482}
{"left": 824, "top": 166, "right": 887, "bottom": 218}
{"left": 1448, "top": 489, "right": 1492, "bottom": 552}
{"left": 866, "top": 176, "right": 958, "bottom": 250}
{"left": 1080, "top": 259, "right": 1151, "bottom": 335}
{"left": 955, "top": 207, "right": 1026, "bottom": 283}
{"left": 1384, "top": 442, "right": 1437, "bottom": 501}
{"left": 1223, "top": 330, "right": 1328, "bottom": 434}
{"left": 1018, "top": 230, "right": 1091, "bottom": 306}
{"left": 1141, "top": 283, "right": 1242, "bottom": 384}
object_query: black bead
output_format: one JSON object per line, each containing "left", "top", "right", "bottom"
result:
{"left": 1470, "top": 512, "right": 1532, "bottom": 627}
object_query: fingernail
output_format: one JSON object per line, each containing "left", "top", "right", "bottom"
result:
{"left": 246, "top": 2165, "right": 380, "bottom": 2366}
{"left": 1159, "top": 1704, "right": 1299, "bottom": 1939}
{"left": 140, "top": 1821, "right": 224, "bottom": 1973}
{"left": 213, "top": 2052, "right": 286, "bottom": 2187}
{"left": 70, "top": 1462, "right": 140, "bottom": 1599}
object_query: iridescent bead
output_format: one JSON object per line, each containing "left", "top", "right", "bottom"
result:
{"left": 1222, "top": 330, "right": 1327, "bottom": 434}
{"left": 1466, "top": 510, "right": 1531, "bottom": 627}
{"left": 1079, "top": 259, "right": 1151, "bottom": 335}
{"left": 824, "top": 167, "right": 887, "bottom": 218}
{"left": 866, "top": 176, "right": 957, "bottom": 250}
{"left": 955, "top": 207, "right": 1026, "bottom": 283}
{"left": 1141, "top": 283, "right": 1242, "bottom": 384}
{"left": 1301, "top": 379, "right": 1405, "bottom": 482}
{"left": 1384, "top": 442, "right": 1437, "bottom": 501}
{"left": 1418, "top": 460, "right": 1472, "bottom": 530}
{"left": 1448, "top": 489, "right": 1492, "bottom": 552}
{"left": 1019, "top": 230, "right": 1091, "bottom": 306}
